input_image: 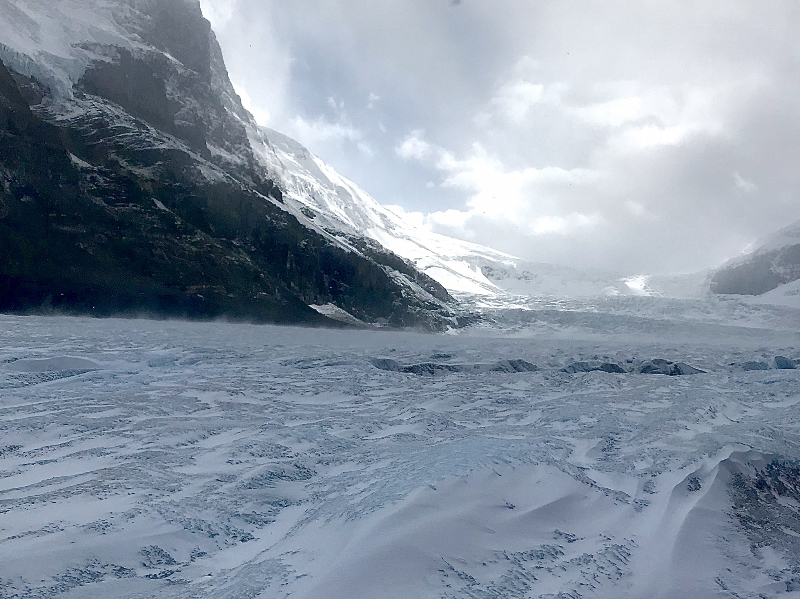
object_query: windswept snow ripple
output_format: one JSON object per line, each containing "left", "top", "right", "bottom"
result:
{"left": 0, "top": 310, "right": 798, "bottom": 598}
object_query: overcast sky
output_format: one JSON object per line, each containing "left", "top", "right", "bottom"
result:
{"left": 199, "top": 0, "right": 800, "bottom": 274}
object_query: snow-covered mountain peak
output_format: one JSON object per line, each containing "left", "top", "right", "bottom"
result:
{"left": 0, "top": 0, "right": 130, "bottom": 96}
{"left": 248, "top": 124, "right": 522, "bottom": 295}
{"left": 751, "top": 219, "right": 800, "bottom": 254}
{"left": 0, "top": 0, "right": 465, "bottom": 328}
{"left": 246, "top": 123, "right": 713, "bottom": 300}
{"left": 1, "top": 0, "right": 525, "bottom": 299}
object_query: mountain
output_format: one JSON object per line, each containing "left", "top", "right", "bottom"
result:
{"left": 248, "top": 127, "right": 716, "bottom": 300}
{"left": 248, "top": 127, "right": 525, "bottom": 296}
{"left": 0, "top": 0, "right": 464, "bottom": 329}
{"left": 710, "top": 220, "right": 800, "bottom": 296}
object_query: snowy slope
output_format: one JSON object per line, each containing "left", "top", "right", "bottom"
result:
{"left": 0, "top": 0, "right": 132, "bottom": 96}
{"left": 0, "top": 0, "right": 465, "bottom": 328}
{"left": 731, "top": 220, "right": 800, "bottom": 264}
{"left": 0, "top": 0, "right": 513, "bottom": 298}
{"left": 0, "top": 0, "right": 257, "bottom": 172}
{"left": 749, "top": 277, "right": 800, "bottom": 309}
{"left": 248, "top": 126, "right": 520, "bottom": 296}
{"left": 248, "top": 126, "right": 710, "bottom": 299}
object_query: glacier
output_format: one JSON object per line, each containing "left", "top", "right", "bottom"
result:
{"left": 1, "top": 297, "right": 799, "bottom": 598}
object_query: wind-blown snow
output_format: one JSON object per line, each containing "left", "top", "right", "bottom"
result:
{"left": 745, "top": 220, "right": 800, "bottom": 257}
{"left": 718, "top": 220, "right": 800, "bottom": 272}
{"left": 3, "top": 5, "right": 800, "bottom": 594}
{"left": 1, "top": 300, "right": 798, "bottom": 598}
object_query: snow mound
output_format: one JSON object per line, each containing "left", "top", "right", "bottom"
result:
{"left": 749, "top": 278, "right": 800, "bottom": 308}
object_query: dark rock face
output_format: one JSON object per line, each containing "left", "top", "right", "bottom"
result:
{"left": 137, "top": 0, "right": 213, "bottom": 78}
{"left": 372, "top": 354, "right": 798, "bottom": 376}
{"left": 598, "top": 362, "right": 626, "bottom": 374}
{"left": 349, "top": 237, "right": 451, "bottom": 304}
{"left": 370, "top": 358, "right": 402, "bottom": 372}
{"left": 403, "top": 363, "right": 469, "bottom": 376}
{"left": 79, "top": 48, "right": 209, "bottom": 156}
{"left": 710, "top": 252, "right": 796, "bottom": 295}
{"left": 672, "top": 362, "right": 705, "bottom": 375}
{"left": 637, "top": 359, "right": 673, "bottom": 375}
{"left": 741, "top": 361, "right": 771, "bottom": 372}
{"left": 0, "top": 62, "right": 327, "bottom": 324}
{"left": 491, "top": 359, "right": 538, "bottom": 373}
{"left": 0, "top": 0, "right": 457, "bottom": 329}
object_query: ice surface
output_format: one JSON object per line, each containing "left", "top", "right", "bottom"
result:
{"left": 0, "top": 299, "right": 799, "bottom": 598}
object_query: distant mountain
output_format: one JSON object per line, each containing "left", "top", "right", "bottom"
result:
{"left": 0, "top": 0, "right": 464, "bottom": 329}
{"left": 710, "top": 220, "right": 800, "bottom": 296}
{"left": 248, "top": 127, "right": 527, "bottom": 296}
{"left": 248, "top": 127, "right": 713, "bottom": 300}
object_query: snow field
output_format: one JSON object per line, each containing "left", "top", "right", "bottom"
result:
{"left": 0, "top": 305, "right": 798, "bottom": 598}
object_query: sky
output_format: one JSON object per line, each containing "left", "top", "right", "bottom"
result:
{"left": 198, "top": 0, "right": 800, "bottom": 274}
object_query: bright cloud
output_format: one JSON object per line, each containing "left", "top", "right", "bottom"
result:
{"left": 198, "top": 0, "right": 239, "bottom": 26}
{"left": 287, "top": 115, "right": 372, "bottom": 156}
{"left": 394, "top": 130, "right": 604, "bottom": 240}
{"left": 207, "top": 0, "right": 800, "bottom": 273}
{"left": 572, "top": 96, "right": 645, "bottom": 128}
{"left": 491, "top": 81, "right": 546, "bottom": 123}
{"left": 395, "top": 129, "right": 434, "bottom": 161}
{"left": 733, "top": 172, "right": 757, "bottom": 193}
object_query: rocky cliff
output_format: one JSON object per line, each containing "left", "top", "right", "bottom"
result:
{"left": 0, "top": 0, "right": 456, "bottom": 329}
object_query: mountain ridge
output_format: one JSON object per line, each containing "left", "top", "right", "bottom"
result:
{"left": 0, "top": 0, "right": 464, "bottom": 329}
{"left": 710, "top": 219, "right": 800, "bottom": 296}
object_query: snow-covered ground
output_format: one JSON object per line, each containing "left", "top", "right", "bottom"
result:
{"left": 751, "top": 279, "right": 800, "bottom": 310}
{"left": 1, "top": 298, "right": 799, "bottom": 598}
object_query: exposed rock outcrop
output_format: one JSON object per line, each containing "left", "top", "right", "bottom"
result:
{"left": 637, "top": 359, "right": 705, "bottom": 375}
